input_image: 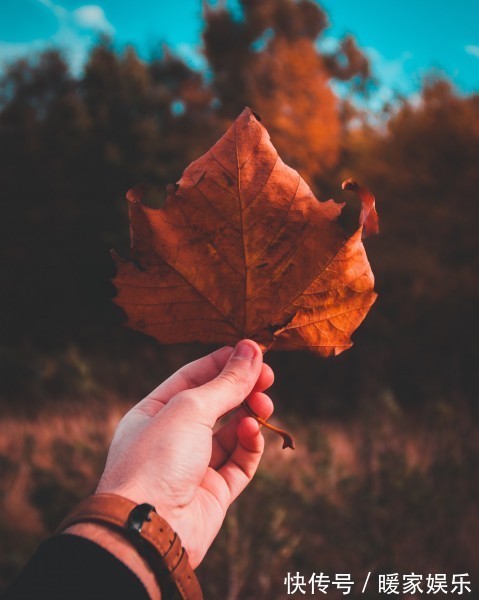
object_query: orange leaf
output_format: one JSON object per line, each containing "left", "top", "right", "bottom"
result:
{"left": 112, "top": 107, "right": 378, "bottom": 358}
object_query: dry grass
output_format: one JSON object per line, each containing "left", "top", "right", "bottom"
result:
{"left": 1, "top": 400, "right": 478, "bottom": 597}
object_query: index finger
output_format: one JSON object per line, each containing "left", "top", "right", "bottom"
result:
{"left": 135, "top": 346, "right": 234, "bottom": 416}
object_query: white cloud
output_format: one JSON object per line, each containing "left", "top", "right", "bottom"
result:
{"left": 0, "top": 1, "right": 115, "bottom": 75}
{"left": 465, "top": 45, "right": 479, "bottom": 59}
{"left": 316, "top": 36, "right": 416, "bottom": 111}
{"left": 73, "top": 5, "right": 115, "bottom": 34}
{"left": 366, "top": 47, "right": 412, "bottom": 87}
{"left": 364, "top": 47, "right": 415, "bottom": 109}
{"left": 37, "top": 0, "right": 66, "bottom": 18}
{"left": 316, "top": 36, "right": 339, "bottom": 54}
{"left": 175, "top": 43, "right": 207, "bottom": 71}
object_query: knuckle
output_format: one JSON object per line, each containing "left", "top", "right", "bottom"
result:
{"left": 173, "top": 390, "right": 203, "bottom": 411}
{"left": 217, "top": 369, "right": 242, "bottom": 387}
{"left": 115, "top": 412, "right": 133, "bottom": 434}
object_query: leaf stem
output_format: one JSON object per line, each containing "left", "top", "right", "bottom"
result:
{"left": 241, "top": 401, "right": 295, "bottom": 450}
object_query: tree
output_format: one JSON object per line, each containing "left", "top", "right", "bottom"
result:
{"left": 203, "top": 0, "right": 370, "bottom": 184}
{"left": 343, "top": 80, "right": 479, "bottom": 408}
{"left": 0, "top": 44, "right": 217, "bottom": 352}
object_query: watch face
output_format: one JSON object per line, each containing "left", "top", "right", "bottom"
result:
{"left": 127, "top": 503, "right": 157, "bottom": 534}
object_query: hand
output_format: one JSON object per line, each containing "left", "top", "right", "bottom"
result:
{"left": 95, "top": 339, "right": 274, "bottom": 569}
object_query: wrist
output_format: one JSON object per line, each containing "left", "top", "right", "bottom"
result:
{"left": 56, "top": 493, "right": 203, "bottom": 599}
{"left": 95, "top": 484, "right": 197, "bottom": 566}
{"left": 64, "top": 522, "right": 161, "bottom": 600}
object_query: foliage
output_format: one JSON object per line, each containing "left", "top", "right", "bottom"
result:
{"left": 0, "top": 0, "right": 477, "bottom": 467}
{"left": 341, "top": 80, "right": 479, "bottom": 413}
{"left": 203, "top": 0, "right": 370, "bottom": 182}
{"left": 113, "top": 109, "right": 377, "bottom": 356}
{"left": 1, "top": 404, "right": 477, "bottom": 594}
{"left": 0, "top": 0, "right": 478, "bottom": 593}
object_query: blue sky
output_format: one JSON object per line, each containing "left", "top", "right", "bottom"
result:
{"left": 1, "top": 0, "right": 478, "bottom": 107}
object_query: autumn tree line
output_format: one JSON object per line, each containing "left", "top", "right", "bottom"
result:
{"left": 1, "top": 0, "right": 478, "bottom": 418}
{"left": 1, "top": 2, "right": 479, "bottom": 593}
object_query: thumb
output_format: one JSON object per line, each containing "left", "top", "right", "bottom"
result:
{"left": 194, "top": 339, "right": 263, "bottom": 423}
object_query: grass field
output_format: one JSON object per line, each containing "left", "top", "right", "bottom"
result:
{"left": 1, "top": 393, "right": 477, "bottom": 598}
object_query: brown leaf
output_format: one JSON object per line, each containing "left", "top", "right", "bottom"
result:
{"left": 112, "top": 107, "right": 378, "bottom": 357}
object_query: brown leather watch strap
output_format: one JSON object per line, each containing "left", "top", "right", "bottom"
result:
{"left": 56, "top": 493, "right": 203, "bottom": 600}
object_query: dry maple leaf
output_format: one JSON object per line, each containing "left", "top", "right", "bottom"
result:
{"left": 112, "top": 107, "right": 378, "bottom": 448}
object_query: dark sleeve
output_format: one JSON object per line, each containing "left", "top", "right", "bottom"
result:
{"left": 1, "top": 534, "right": 150, "bottom": 600}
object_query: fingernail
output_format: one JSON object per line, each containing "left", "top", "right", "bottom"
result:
{"left": 233, "top": 341, "right": 255, "bottom": 359}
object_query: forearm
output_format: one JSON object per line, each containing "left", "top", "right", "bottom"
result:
{"left": 2, "top": 532, "right": 152, "bottom": 600}
{"left": 64, "top": 523, "right": 161, "bottom": 600}
{"left": 55, "top": 493, "right": 204, "bottom": 600}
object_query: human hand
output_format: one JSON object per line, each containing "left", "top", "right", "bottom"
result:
{"left": 95, "top": 339, "right": 274, "bottom": 569}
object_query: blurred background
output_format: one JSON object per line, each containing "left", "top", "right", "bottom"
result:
{"left": 0, "top": 0, "right": 478, "bottom": 597}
